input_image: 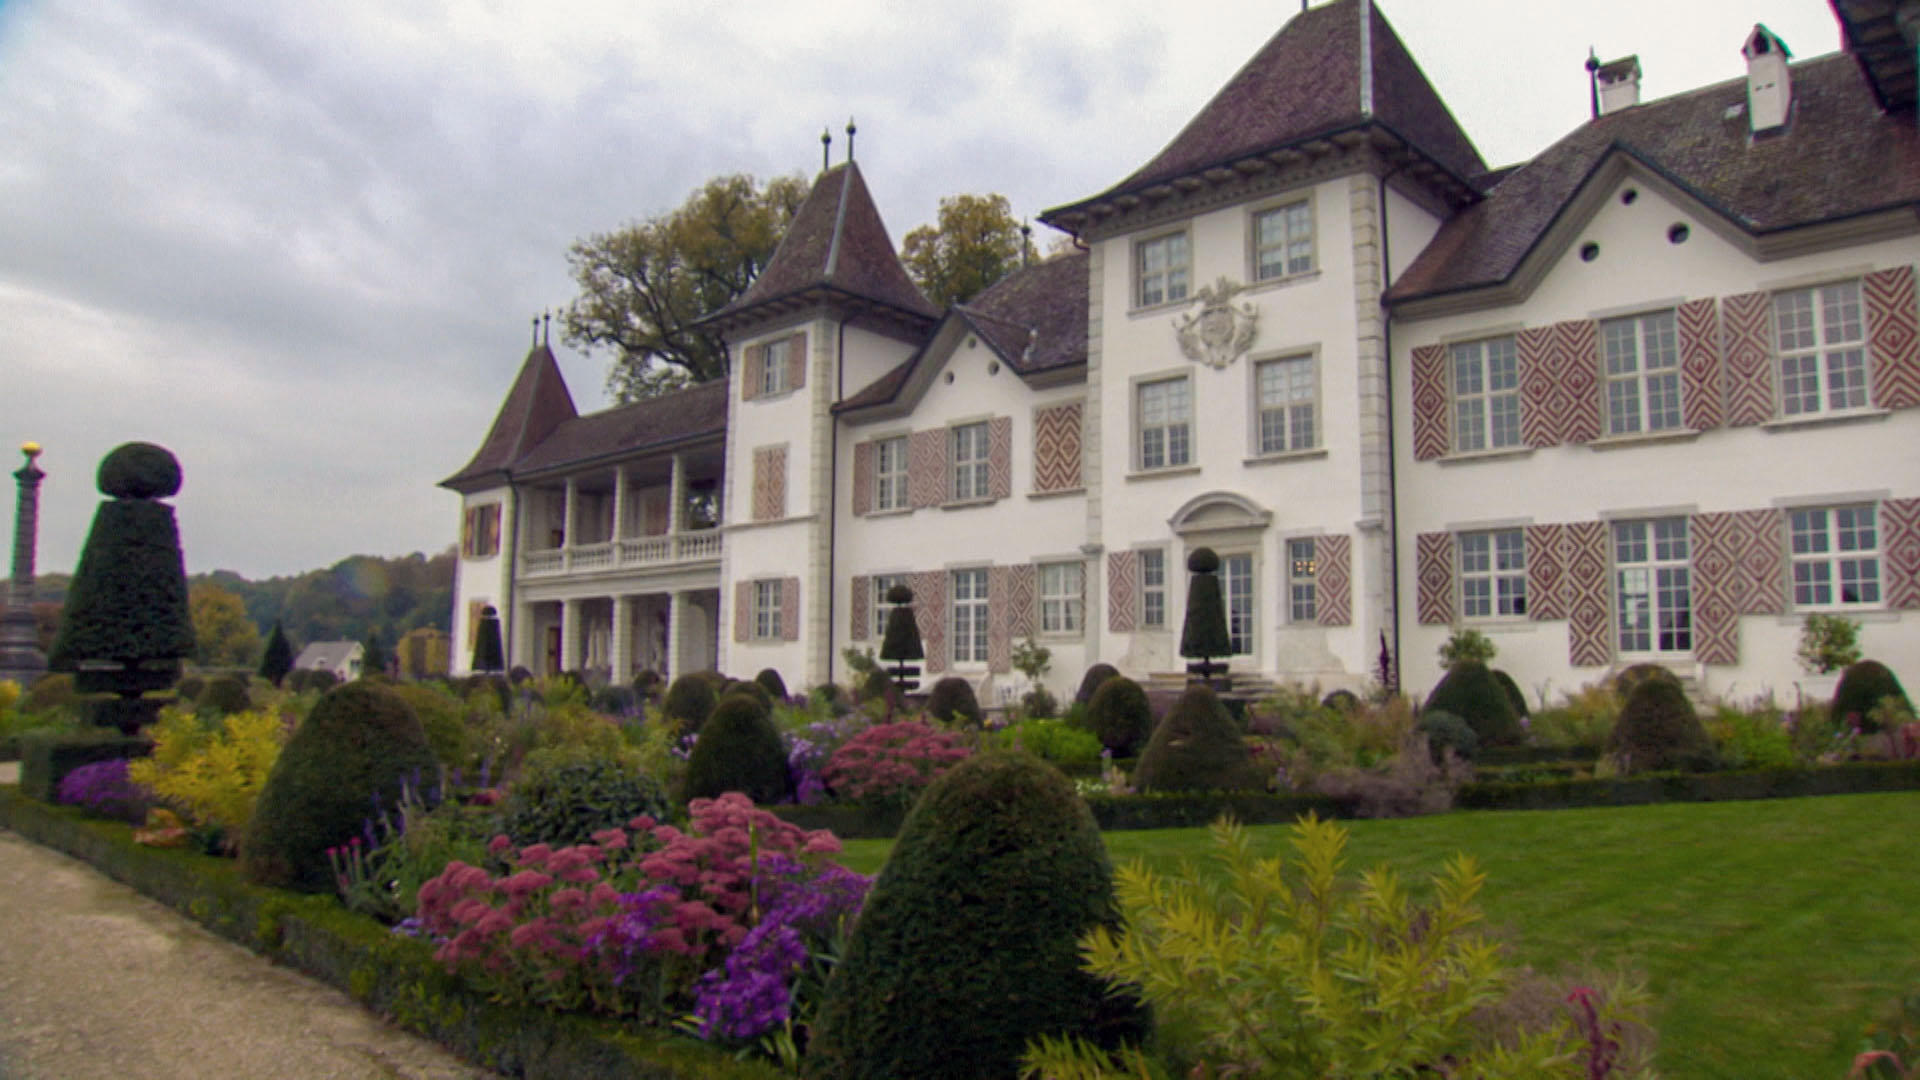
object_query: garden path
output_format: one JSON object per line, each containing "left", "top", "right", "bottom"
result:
{"left": 0, "top": 795, "right": 494, "bottom": 1080}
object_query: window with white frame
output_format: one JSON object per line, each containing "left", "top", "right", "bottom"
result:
{"left": 1613, "top": 518, "right": 1691, "bottom": 654}
{"left": 1602, "top": 311, "right": 1682, "bottom": 435}
{"left": 1253, "top": 200, "right": 1314, "bottom": 281}
{"left": 1039, "top": 561, "right": 1084, "bottom": 634}
{"left": 952, "top": 568, "right": 989, "bottom": 664}
{"left": 951, "top": 422, "right": 990, "bottom": 501}
{"left": 1775, "top": 281, "right": 1868, "bottom": 416}
{"left": 1450, "top": 337, "right": 1521, "bottom": 452}
{"left": 752, "top": 579, "right": 783, "bottom": 640}
{"left": 1140, "top": 549, "right": 1167, "bottom": 629}
{"left": 1136, "top": 232, "right": 1190, "bottom": 307}
{"left": 1224, "top": 553, "right": 1255, "bottom": 655}
{"left": 761, "top": 337, "right": 790, "bottom": 396}
{"left": 1287, "top": 538, "right": 1317, "bottom": 622}
{"left": 1790, "top": 505, "right": 1881, "bottom": 607}
{"left": 873, "top": 436, "right": 908, "bottom": 512}
{"left": 871, "top": 573, "right": 907, "bottom": 637}
{"left": 1256, "top": 355, "right": 1317, "bottom": 454}
{"left": 1460, "top": 529, "right": 1527, "bottom": 618}
{"left": 1137, "top": 376, "right": 1192, "bottom": 470}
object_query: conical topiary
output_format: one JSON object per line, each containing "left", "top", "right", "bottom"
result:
{"left": 754, "top": 667, "right": 789, "bottom": 702}
{"left": 1608, "top": 676, "right": 1715, "bottom": 774}
{"left": 258, "top": 621, "right": 294, "bottom": 687}
{"left": 879, "top": 584, "right": 924, "bottom": 691}
{"left": 1423, "top": 661, "right": 1525, "bottom": 748}
{"left": 470, "top": 605, "right": 505, "bottom": 674}
{"left": 1132, "top": 682, "right": 1262, "bottom": 792}
{"left": 1074, "top": 662, "right": 1120, "bottom": 707}
{"left": 810, "top": 752, "right": 1147, "bottom": 1079}
{"left": 1179, "top": 547, "right": 1231, "bottom": 681}
{"left": 684, "top": 692, "right": 791, "bottom": 804}
{"left": 241, "top": 682, "right": 438, "bottom": 892}
{"left": 1832, "top": 660, "right": 1912, "bottom": 733}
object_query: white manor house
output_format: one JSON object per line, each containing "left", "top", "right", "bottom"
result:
{"left": 445, "top": 0, "right": 1920, "bottom": 705}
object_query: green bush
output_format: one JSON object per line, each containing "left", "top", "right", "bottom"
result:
{"left": 722, "top": 678, "right": 774, "bottom": 712}
{"left": 683, "top": 693, "right": 790, "bottom": 804}
{"left": 1179, "top": 548, "right": 1231, "bottom": 670}
{"left": 856, "top": 667, "right": 893, "bottom": 704}
{"left": 199, "top": 674, "right": 252, "bottom": 717}
{"left": 1706, "top": 705, "right": 1797, "bottom": 770}
{"left": 1022, "top": 685, "right": 1059, "bottom": 720}
{"left": 1437, "top": 626, "right": 1497, "bottom": 666}
{"left": 631, "top": 669, "right": 664, "bottom": 701}
{"left": 1529, "top": 683, "right": 1618, "bottom": 751}
{"left": 926, "top": 675, "right": 982, "bottom": 726}
{"left": 21, "top": 673, "right": 76, "bottom": 717}
{"left": 1132, "top": 683, "right": 1262, "bottom": 793}
{"left": 1085, "top": 675, "right": 1153, "bottom": 757}
{"left": 1833, "top": 660, "right": 1911, "bottom": 734}
{"left": 590, "top": 684, "right": 637, "bottom": 715}
{"left": 1416, "top": 709, "right": 1480, "bottom": 763}
{"left": 1423, "top": 661, "right": 1524, "bottom": 748}
{"left": 661, "top": 673, "right": 718, "bottom": 732}
{"left": 501, "top": 751, "right": 671, "bottom": 848}
{"left": 175, "top": 675, "right": 206, "bottom": 701}
{"left": 18, "top": 729, "right": 153, "bottom": 804}
{"left": 1797, "top": 611, "right": 1862, "bottom": 674}
{"left": 1611, "top": 662, "right": 1681, "bottom": 702}
{"left": 1074, "top": 663, "right": 1120, "bottom": 707}
{"left": 991, "top": 718, "right": 1103, "bottom": 767}
{"left": 240, "top": 682, "right": 438, "bottom": 893}
{"left": 811, "top": 752, "right": 1147, "bottom": 1079}
{"left": 389, "top": 683, "right": 476, "bottom": 771}
{"left": 258, "top": 621, "right": 295, "bottom": 687}
{"left": 1608, "top": 677, "right": 1716, "bottom": 774}
{"left": 1492, "top": 668, "right": 1530, "bottom": 717}
{"left": 753, "top": 667, "right": 788, "bottom": 702}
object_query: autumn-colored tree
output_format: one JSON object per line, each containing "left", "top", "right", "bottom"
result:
{"left": 899, "top": 193, "right": 1037, "bottom": 308}
{"left": 190, "top": 581, "right": 261, "bottom": 668}
{"left": 563, "top": 173, "right": 809, "bottom": 403}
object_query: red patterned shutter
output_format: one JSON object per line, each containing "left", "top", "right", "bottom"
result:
{"left": 913, "top": 571, "right": 947, "bottom": 674}
{"left": 1415, "top": 532, "right": 1455, "bottom": 625}
{"left": 988, "top": 566, "right": 1011, "bottom": 673}
{"left": 1517, "top": 327, "right": 1555, "bottom": 448}
{"left": 908, "top": 429, "right": 947, "bottom": 508}
{"left": 1525, "top": 523, "right": 1568, "bottom": 621}
{"left": 851, "top": 441, "right": 873, "bottom": 516}
{"left": 1008, "top": 564, "right": 1036, "bottom": 638}
{"left": 1563, "top": 521, "right": 1611, "bottom": 667}
{"left": 1881, "top": 498, "right": 1920, "bottom": 610}
{"left": 1107, "top": 551, "right": 1137, "bottom": 632}
{"left": 1032, "top": 402, "right": 1082, "bottom": 492}
{"left": 1677, "top": 298, "right": 1724, "bottom": 430}
{"left": 988, "top": 416, "right": 1012, "bottom": 500}
{"left": 1556, "top": 320, "right": 1601, "bottom": 444}
{"left": 467, "top": 600, "right": 484, "bottom": 648}
{"left": 733, "top": 583, "right": 750, "bottom": 643}
{"left": 786, "top": 332, "right": 807, "bottom": 392}
{"left": 1866, "top": 266, "right": 1920, "bottom": 409}
{"left": 1410, "top": 345, "right": 1449, "bottom": 460}
{"left": 782, "top": 578, "right": 801, "bottom": 641}
{"left": 1315, "top": 534, "right": 1352, "bottom": 627}
{"left": 1721, "top": 291, "right": 1775, "bottom": 426}
{"left": 849, "top": 576, "right": 870, "bottom": 641}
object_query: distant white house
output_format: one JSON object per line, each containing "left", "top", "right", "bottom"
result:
{"left": 293, "top": 641, "right": 364, "bottom": 682}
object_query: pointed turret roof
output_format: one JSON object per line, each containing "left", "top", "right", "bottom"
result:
{"left": 702, "top": 161, "right": 938, "bottom": 334}
{"left": 441, "top": 342, "right": 578, "bottom": 491}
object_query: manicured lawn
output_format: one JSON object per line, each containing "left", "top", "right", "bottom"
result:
{"left": 838, "top": 792, "right": 1920, "bottom": 1080}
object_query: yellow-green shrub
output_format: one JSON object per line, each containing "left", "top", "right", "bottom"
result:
{"left": 128, "top": 706, "right": 285, "bottom": 844}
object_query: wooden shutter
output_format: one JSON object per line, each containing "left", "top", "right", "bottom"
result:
{"left": 1410, "top": 344, "right": 1449, "bottom": 460}
{"left": 1564, "top": 521, "right": 1611, "bottom": 667}
{"left": 1314, "top": 534, "right": 1352, "bottom": 627}
{"left": 741, "top": 344, "right": 764, "bottom": 401}
{"left": 1517, "top": 327, "right": 1556, "bottom": 448}
{"left": 1677, "top": 298, "right": 1724, "bottom": 430}
{"left": 467, "top": 600, "right": 484, "bottom": 648}
{"left": 850, "top": 576, "right": 870, "bottom": 641}
{"left": 785, "top": 332, "right": 807, "bottom": 392}
{"left": 1555, "top": 320, "right": 1601, "bottom": 444}
{"left": 1032, "top": 401, "right": 1082, "bottom": 492}
{"left": 1008, "top": 564, "right": 1036, "bottom": 638}
{"left": 1107, "top": 551, "right": 1137, "bottom": 632}
{"left": 733, "top": 582, "right": 751, "bottom": 642}
{"left": 1414, "top": 532, "right": 1455, "bottom": 625}
{"left": 851, "top": 441, "right": 873, "bottom": 516}
{"left": 908, "top": 429, "right": 947, "bottom": 508}
{"left": 988, "top": 416, "right": 1012, "bottom": 500}
{"left": 1866, "top": 266, "right": 1920, "bottom": 409}
{"left": 460, "top": 507, "right": 475, "bottom": 556}
{"left": 1721, "top": 291, "right": 1775, "bottom": 426}
{"left": 1691, "top": 510, "right": 1785, "bottom": 665}
{"left": 1525, "top": 523, "right": 1569, "bottom": 621}
{"left": 988, "top": 566, "right": 1011, "bottom": 673}
{"left": 485, "top": 505, "right": 500, "bottom": 554}
{"left": 912, "top": 571, "right": 947, "bottom": 674}
{"left": 752, "top": 446, "right": 787, "bottom": 521}
{"left": 1883, "top": 497, "right": 1920, "bottom": 610}
{"left": 782, "top": 578, "right": 801, "bottom": 641}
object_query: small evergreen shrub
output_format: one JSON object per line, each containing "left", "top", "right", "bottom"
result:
{"left": 1179, "top": 547, "right": 1231, "bottom": 676}
{"left": 857, "top": 667, "right": 893, "bottom": 704}
{"left": 662, "top": 672, "right": 718, "bottom": 732}
{"left": 631, "top": 668, "right": 664, "bottom": 700}
{"left": 684, "top": 693, "right": 791, "bottom": 804}
{"left": 990, "top": 718, "right": 1102, "bottom": 767}
{"left": 500, "top": 751, "right": 672, "bottom": 848}
{"left": 1437, "top": 626, "right": 1498, "bottom": 666}
{"left": 389, "top": 682, "right": 476, "bottom": 771}
{"left": 1833, "top": 660, "right": 1911, "bottom": 734}
{"left": 1086, "top": 675, "right": 1153, "bottom": 757}
{"left": 926, "top": 675, "right": 982, "bottom": 726}
{"left": 1074, "top": 663, "right": 1121, "bottom": 707}
{"left": 590, "top": 684, "right": 637, "bottom": 715}
{"left": 1132, "top": 683, "right": 1262, "bottom": 793}
{"left": 754, "top": 667, "right": 788, "bottom": 702}
{"left": 721, "top": 678, "right": 773, "bottom": 711}
{"left": 811, "top": 752, "right": 1147, "bottom": 1079}
{"left": 21, "top": 673, "right": 76, "bottom": 718}
{"left": 1321, "top": 688, "right": 1360, "bottom": 713}
{"left": 1423, "top": 661, "right": 1524, "bottom": 748}
{"left": 1608, "top": 676, "right": 1716, "bottom": 774}
{"left": 175, "top": 675, "right": 206, "bottom": 701}
{"left": 1022, "top": 685, "right": 1059, "bottom": 720}
{"left": 1797, "top": 612, "right": 1863, "bottom": 674}
{"left": 1417, "top": 709, "right": 1480, "bottom": 763}
{"left": 1492, "top": 668, "right": 1530, "bottom": 717}
{"left": 258, "top": 621, "right": 295, "bottom": 687}
{"left": 240, "top": 682, "right": 438, "bottom": 893}
{"left": 198, "top": 674, "right": 252, "bottom": 716}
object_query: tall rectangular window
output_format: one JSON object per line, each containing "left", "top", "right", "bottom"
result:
{"left": 462, "top": 503, "right": 501, "bottom": 558}
{"left": 1775, "top": 281, "right": 1867, "bottom": 415}
{"left": 874, "top": 436, "right": 908, "bottom": 512}
{"left": 1460, "top": 529, "right": 1527, "bottom": 618}
{"left": 1223, "top": 553, "right": 1254, "bottom": 655}
{"left": 752, "top": 579, "right": 783, "bottom": 640}
{"left": 1450, "top": 337, "right": 1521, "bottom": 452}
{"left": 1790, "top": 506, "right": 1881, "bottom": 607}
{"left": 871, "top": 573, "right": 906, "bottom": 637}
{"left": 1039, "top": 561, "right": 1084, "bottom": 634}
{"left": 1137, "top": 377, "right": 1192, "bottom": 470}
{"left": 1614, "top": 518, "right": 1691, "bottom": 654}
{"left": 952, "top": 568, "right": 989, "bottom": 664}
{"left": 951, "top": 422, "right": 990, "bottom": 501}
{"left": 1602, "top": 311, "right": 1682, "bottom": 435}
{"left": 1287, "top": 538, "right": 1317, "bottom": 623}
{"left": 1256, "top": 355, "right": 1317, "bottom": 454}
{"left": 761, "top": 338, "right": 790, "bottom": 396}
{"left": 1253, "top": 200, "right": 1314, "bottom": 281}
{"left": 1136, "top": 232, "right": 1190, "bottom": 307}
{"left": 1140, "top": 549, "right": 1167, "bottom": 629}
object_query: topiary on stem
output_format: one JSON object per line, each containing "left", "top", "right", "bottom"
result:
{"left": 1179, "top": 547, "right": 1231, "bottom": 685}
{"left": 1085, "top": 674, "right": 1153, "bottom": 757}
{"left": 878, "top": 584, "right": 924, "bottom": 692}
{"left": 1132, "top": 682, "right": 1262, "bottom": 792}
{"left": 753, "top": 667, "right": 788, "bottom": 702}
{"left": 684, "top": 692, "right": 791, "bottom": 804}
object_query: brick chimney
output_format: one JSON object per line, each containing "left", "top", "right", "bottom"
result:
{"left": 1596, "top": 55, "right": 1642, "bottom": 115}
{"left": 1743, "top": 24, "right": 1793, "bottom": 134}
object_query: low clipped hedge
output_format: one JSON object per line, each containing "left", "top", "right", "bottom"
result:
{"left": 1457, "top": 760, "right": 1920, "bottom": 811}
{"left": 0, "top": 787, "right": 781, "bottom": 1080}
{"left": 18, "top": 730, "right": 153, "bottom": 803}
{"left": 770, "top": 791, "right": 1351, "bottom": 839}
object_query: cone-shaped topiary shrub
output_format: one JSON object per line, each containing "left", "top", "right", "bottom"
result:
{"left": 1086, "top": 674, "right": 1152, "bottom": 756}
{"left": 662, "top": 672, "right": 717, "bottom": 732}
{"left": 927, "top": 675, "right": 983, "bottom": 726}
{"left": 469, "top": 606, "right": 505, "bottom": 674}
{"left": 754, "top": 667, "right": 788, "bottom": 702}
{"left": 501, "top": 752, "right": 672, "bottom": 848}
{"left": 684, "top": 692, "right": 790, "bottom": 804}
{"left": 1132, "top": 682, "right": 1262, "bottom": 792}
{"left": 1832, "top": 660, "right": 1912, "bottom": 733}
{"left": 1423, "top": 661, "right": 1525, "bottom": 748}
{"left": 258, "top": 621, "right": 294, "bottom": 687}
{"left": 1492, "top": 669, "right": 1529, "bottom": 718}
{"left": 1610, "top": 662, "right": 1681, "bottom": 702}
{"left": 1416, "top": 710, "right": 1480, "bottom": 764}
{"left": 810, "top": 752, "right": 1148, "bottom": 1079}
{"left": 1179, "top": 548, "right": 1231, "bottom": 677}
{"left": 241, "top": 682, "right": 437, "bottom": 892}
{"left": 1074, "top": 662, "right": 1120, "bottom": 707}
{"left": 199, "top": 674, "right": 251, "bottom": 716}
{"left": 1608, "top": 676, "right": 1716, "bottom": 774}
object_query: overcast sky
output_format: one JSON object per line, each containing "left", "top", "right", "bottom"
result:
{"left": 0, "top": 0, "right": 1847, "bottom": 580}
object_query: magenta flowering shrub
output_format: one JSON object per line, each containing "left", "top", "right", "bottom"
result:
{"left": 818, "top": 720, "right": 973, "bottom": 805}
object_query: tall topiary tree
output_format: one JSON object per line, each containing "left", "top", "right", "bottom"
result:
{"left": 470, "top": 605, "right": 505, "bottom": 674}
{"left": 1423, "top": 661, "right": 1525, "bottom": 749}
{"left": 879, "top": 583, "right": 924, "bottom": 692}
{"left": 48, "top": 442, "right": 194, "bottom": 733}
{"left": 258, "top": 621, "right": 294, "bottom": 687}
{"left": 1132, "top": 682, "right": 1262, "bottom": 792}
{"left": 684, "top": 692, "right": 791, "bottom": 803}
{"left": 1179, "top": 547, "right": 1231, "bottom": 686}
{"left": 811, "top": 752, "right": 1147, "bottom": 1079}
{"left": 362, "top": 627, "right": 391, "bottom": 678}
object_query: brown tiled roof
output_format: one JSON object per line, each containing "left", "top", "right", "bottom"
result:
{"left": 835, "top": 252, "right": 1088, "bottom": 412}
{"left": 441, "top": 343, "right": 577, "bottom": 490}
{"left": 508, "top": 379, "right": 729, "bottom": 477}
{"left": 1386, "top": 53, "right": 1920, "bottom": 303}
{"left": 711, "top": 162, "right": 938, "bottom": 327}
{"left": 1048, "top": 0, "right": 1484, "bottom": 218}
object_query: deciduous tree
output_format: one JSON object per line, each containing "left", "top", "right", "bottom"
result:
{"left": 899, "top": 193, "right": 1037, "bottom": 307}
{"left": 190, "top": 581, "right": 261, "bottom": 668}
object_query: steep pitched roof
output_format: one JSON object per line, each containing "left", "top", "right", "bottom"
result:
{"left": 1386, "top": 52, "right": 1920, "bottom": 304}
{"left": 707, "top": 162, "right": 938, "bottom": 332}
{"left": 441, "top": 343, "right": 577, "bottom": 490}
{"left": 1046, "top": 0, "right": 1484, "bottom": 225}
{"left": 507, "top": 379, "right": 730, "bottom": 477}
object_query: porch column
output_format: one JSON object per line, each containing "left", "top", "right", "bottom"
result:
{"left": 612, "top": 467, "right": 628, "bottom": 543}
{"left": 666, "top": 589, "right": 687, "bottom": 681}
{"left": 668, "top": 452, "right": 686, "bottom": 534}
{"left": 611, "top": 595, "right": 633, "bottom": 683}
{"left": 562, "top": 478, "right": 577, "bottom": 552}
{"left": 560, "top": 598, "right": 581, "bottom": 672}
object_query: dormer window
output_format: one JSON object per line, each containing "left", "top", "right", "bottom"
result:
{"left": 1136, "top": 232, "right": 1190, "bottom": 308}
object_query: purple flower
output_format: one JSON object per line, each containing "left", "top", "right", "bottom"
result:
{"left": 57, "top": 759, "right": 139, "bottom": 816}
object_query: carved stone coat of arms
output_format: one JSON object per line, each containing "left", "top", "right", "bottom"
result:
{"left": 1173, "top": 277, "right": 1258, "bottom": 369}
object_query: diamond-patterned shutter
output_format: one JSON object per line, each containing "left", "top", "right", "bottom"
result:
{"left": 1883, "top": 498, "right": 1920, "bottom": 610}
{"left": 486, "top": 506, "right": 500, "bottom": 552}
{"left": 1107, "top": 550, "right": 1137, "bottom": 632}
{"left": 1677, "top": 298, "right": 1724, "bottom": 430}
{"left": 912, "top": 570, "right": 947, "bottom": 674}
{"left": 1411, "top": 344, "right": 1448, "bottom": 460}
{"left": 1032, "top": 402, "right": 1082, "bottom": 492}
{"left": 1866, "top": 265, "right": 1920, "bottom": 409}
{"left": 989, "top": 416, "right": 1012, "bottom": 500}
{"left": 851, "top": 441, "right": 874, "bottom": 516}
{"left": 849, "top": 576, "right": 870, "bottom": 641}
{"left": 732, "top": 582, "right": 750, "bottom": 643}
{"left": 752, "top": 446, "right": 787, "bottom": 521}
{"left": 1008, "top": 564, "right": 1036, "bottom": 638}
{"left": 782, "top": 577, "right": 801, "bottom": 641}
{"left": 908, "top": 429, "right": 947, "bottom": 508}
{"left": 1557, "top": 320, "right": 1602, "bottom": 444}
{"left": 1525, "top": 523, "right": 1569, "bottom": 621}
{"left": 785, "top": 332, "right": 807, "bottom": 392}
{"left": 1517, "top": 327, "right": 1556, "bottom": 448}
{"left": 1691, "top": 510, "right": 1786, "bottom": 665}
{"left": 1314, "top": 534, "right": 1352, "bottom": 627}
{"left": 1564, "top": 521, "right": 1611, "bottom": 667}
{"left": 741, "top": 344, "right": 765, "bottom": 402}
{"left": 988, "top": 566, "right": 1011, "bottom": 673}
{"left": 1415, "top": 532, "right": 1455, "bottom": 625}
{"left": 1721, "top": 291, "right": 1775, "bottom": 426}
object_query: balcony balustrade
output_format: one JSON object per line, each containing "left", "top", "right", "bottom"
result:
{"left": 520, "top": 529, "right": 723, "bottom": 578}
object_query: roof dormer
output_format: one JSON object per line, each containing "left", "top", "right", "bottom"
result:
{"left": 1743, "top": 24, "right": 1794, "bottom": 134}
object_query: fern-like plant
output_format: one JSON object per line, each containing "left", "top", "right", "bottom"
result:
{"left": 128, "top": 706, "right": 285, "bottom": 849}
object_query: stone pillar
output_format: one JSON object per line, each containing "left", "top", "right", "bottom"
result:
{"left": 666, "top": 590, "right": 686, "bottom": 681}
{"left": 562, "top": 478, "right": 577, "bottom": 552}
{"left": 610, "top": 595, "right": 633, "bottom": 683}
{"left": 668, "top": 453, "right": 687, "bottom": 535}
{"left": 0, "top": 442, "right": 47, "bottom": 687}
{"left": 560, "top": 598, "right": 581, "bottom": 672}
{"left": 612, "top": 467, "right": 627, "bottom": 543}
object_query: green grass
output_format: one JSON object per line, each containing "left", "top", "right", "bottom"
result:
{"left": 838, "top": 793, "right": 1920, "bottom": 1079}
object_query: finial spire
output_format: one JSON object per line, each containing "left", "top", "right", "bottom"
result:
{"left": 845, "top": 116, "right": 856, "bottom": 162}
{"left": 821, "top": 126, "right": 832, "bottom": 171}
{"left": 1586, "top": 48, "right": 1601, "bottom": 119}
{"left": 531, "top": 314, "right": 539, "bottom": 346}
{"left": 542, "top": 311, "right": 552, "bottom": 345}
{"left": 1021, "top": 219, "right": 1032, "bottom": 267}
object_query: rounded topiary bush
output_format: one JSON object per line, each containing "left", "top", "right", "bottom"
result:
{"left": 389, "top": 682, "right": 475, "bottom": 771}
{"left": 241, "top": 682, "right": 437, "bottom": 892}
{"left": 1132, "top": 682, "right": 1262, "bottom": 792}
{"left": 1086, "top": 675, "right": 1152, "bottom": 757}
{"left": 198, "top": 674, "right": 252, "bottom": 716}
{"left": 1608, "top": 676, "right": 1715, "bottom": 773}
{"left": 1417, "top": 709, "right": 1480, "bottom": 764}
{"left": 754, "top": 667, "right": 789, "bottom": 702}
{"left": 684, "top": 693, "right": 791, "bottom": 804}
{"left": 926, "top": 675, "right": 983, "bottom": 726}
{"left": 631, "top": 669, "right": 664, "bottom": 701}
{"left": 1074, "top": 662, "right": 1120, "bottom": 707}
{"left": 21, "top": 673, "right": 76, "bottom": 716}
{"left": 1611, "top": 662, "right": 1681, "bottom": 702}
{"left": 501, "top": 753, "right": 672, "bottom": 848}
{"left": 722, "top": 679, "right": 774, "bottom": 712}
{"left": 662, "top": 673, "right": 717, "bottom": 732}
{"left": 1492, "top": 669, "right": 1530, "bottom": 718}
{"left": 1423, "top": 661, "right": 1525, "bottom": 748}
{"left": 1832, "top": 660, "right": 1912, "bottom": 733}
{"left": 175, "top": 674, "right": 206, "bottom": 701}
{"left": 810, "top": 752, "right": 1147, "bottom": 1079}
{"left": 1321, "top": 688, "right": 1361, "bottom": 713}
{"left": 590, "top": 684, "right": 637, "bottom": 715}
{"left": 96, "top": 441, "right": 182, "bottom": 500}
